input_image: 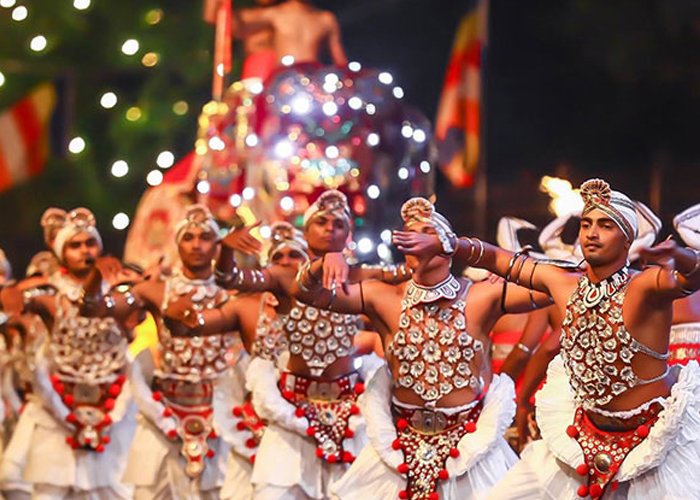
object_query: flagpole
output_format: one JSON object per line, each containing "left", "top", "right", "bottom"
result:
{"left": 473, "top": 0, "right": 489, "bottom": 239}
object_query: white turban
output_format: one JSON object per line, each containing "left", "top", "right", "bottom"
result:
{"left": 302, "top": 190, "right": 352, "bottom": 229}
{"left": 174, "top": 204, "right": 220, "bottom": 243}
{"left": 580, "top": 178, "right": 638, "bottom": 242}
{"left": 267, "top": 221, "right": 308, "bottom": 261}
{"left": 41, "top": 207, "right": 67, "bottom": 247}
{"left": 674, "top": 203, "right": 700, "bottom": 250}
{"left": 400, "top": 197, "right": 453, "bottom": 236}
{"left": 52, "top": 208, "right": 103, "bottom": 263}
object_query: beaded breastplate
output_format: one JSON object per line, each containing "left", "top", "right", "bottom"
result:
{"left": 251, "top": 292, "right": 288, "bottom": 363}
{"left": 50, "top": 275, "right": 127, "bottom": 382}
{"left": 561, "top": 267, "right": 669, "bottom": 408}
{"left": 388, "top": 276, "right": 483, "bottom": 405}
{"left": 285, "top": 302, "right": 359, "bottom": 377}
{"left": 158, "top": 273, "right": 235, "bottom": 381}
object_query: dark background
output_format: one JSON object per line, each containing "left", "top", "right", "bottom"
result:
{"left": 0, "top": 0, "right": 698, "bottom": 271}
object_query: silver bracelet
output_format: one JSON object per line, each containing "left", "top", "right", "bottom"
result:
{"left": 472, "top": 238, "right": 485, "bottom": 265}
{"left": 515, "top": 342, "right": 532, "bottom": 355}
{"left": 683, "top": 249, "right": 700, "bottom": 278}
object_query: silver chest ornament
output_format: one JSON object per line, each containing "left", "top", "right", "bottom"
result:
{"left": 285, "top": 302, "right": 359, "bottom": 377}
{"left": 159, "top": 273, "right": 235, "bottom": 381}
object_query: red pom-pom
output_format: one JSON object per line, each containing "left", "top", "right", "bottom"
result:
{"left": 245, "top": 438, "right": 257, "bottom": 449}
{"left": 343, "top": 451, "right": 354, "bottom": 463}
{"left": 96, "top": 444, "right": 105, "bottom": 453}
{"left": 209, "top": 430, "right": 217, "bottom": 439}
{"left": 327, "top": 454, "right": 338, "bottom": 464}
{"left": 63, "top": 394, "right": 75, "bottom": 406}
{"left": 50, "top": 374, "right": 60, "bottom": 385}
{"left": 167, "top": 429, "right": 178, "bottom": 440}
{"left": 566, "top": 425, "right": 579, "bottom": 438}
{"left": 396, "top": 418, "right": 409, "bottom": 431}
{"left": 102, "top": 435, "right": 111, "bottom": 444}
{"left": 438, "top": 469, "right": 449, "bottom": 480}
{"left": 449, "top": 447, "right": 460, "bottom": 458}
{"left": 152, "top": 391, "right": 163, "bottom": 402}
{"left": 349, "top": 404, "right": 360, "bottom": 415}
{"left": 636, "top": 424, "right": 650, "bottom": 438}
{"left": 577, "top": 485, "right": 589, "bottom": 497}
{"left": 316, "top": 447, "right": 324, "bottom": 458}
{"left": 306, "top": 427, "right": 316, "bottom": 437}
{"left": 589, "top": 483, "right": 603, "bottom": 498}
{"left": 429, "top": 493, "right": 439, "bottom": 500}
{"left": 103, "top": 398, "right": 115, "bottom": 411}
{"left": 108, "top": 383, "right": 121, "bottom": 398}
{"left": 54, "top": 382, "right": 65, "bottom": 395}
{"left": 464, "top": 421, "right": 476, "bottom": 433}
{"left": 249, "top": 454, "right": 256, "bottom": 464}
{"left": 398, "top": 491, "right": 408, "bottom": 500}
{"left": 162, "top": 407, "right": 173, "bottom": 417}
{"left": 354, "top": 382, "right": 365, "bottom": 395}
{"left": 397, "top": 463, "right": 409, "bottom": 474}
{"left": 65, "top": 436, "right": 75, "bottom": 447}
{"left": 392, "top": 438, "right": 402, "bottom": 450}
{"left": 236, "top": 422, "right": 246, "bottom": 431}
{"left": 282, "top": 390, "right": 295, "bottom": 401}
{"left": 611, "top": 481, "right": 619, "bottom": 491}
{"left": 576, "top": 464, "right": 589, "bottom": 476}
{"left": 295, "top": 407, "right": 305, "bottom": 418}
{"left": 116, "top": 374, "right": 126, "bottom": 385}
{"left": 84, "top": 437, "right": 92, "bottom": 445}
{"left": 232, "top": 406, "right": 243, "bottom": 417}
{"left": 344, "top": 428, "right": 355, "bottom": 439}
{"left": 207, "top": 449, "right": 215, "bottom": 459}
{"left": 101, "top": 414, "right": 112, "bottom": 426}
{"left": 66, "top": 413, "right": 77, "bottom": 424}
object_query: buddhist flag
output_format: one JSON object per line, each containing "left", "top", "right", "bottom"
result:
{"left": 0, "top": 83, "right": 57, "bottom": 192}
{"left": 434, "top": 0, "right": 488, "bottom": 188}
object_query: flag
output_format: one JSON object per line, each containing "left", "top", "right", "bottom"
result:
{"left": 0, "top": 83, "right": 57, "bottom": 192}
{"left": 434, "top": 1, "right": 488, "bottom": 187}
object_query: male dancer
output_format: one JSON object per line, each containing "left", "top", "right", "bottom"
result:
{"left": 296, "top": 197, "right": 553, "bottom": 499}
{"left": 393, "top": 179, "right": 700, "bottom": 498}
{"left": 86, "top": 205, "right": 237, "bottom": 499}
{"left": 214, "top": 190, "right": 391, "bottom": 499}
{"left": 1, "top": 208, "right": 136, "bottom": 499}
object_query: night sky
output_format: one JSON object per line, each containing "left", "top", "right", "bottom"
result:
{"left": 321, "top": 0, "right": 700, "bottom": 238}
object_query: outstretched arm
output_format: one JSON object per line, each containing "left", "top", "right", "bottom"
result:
{"left": 392, "top": 231, "right": 571, "bottom": 296}
{"left": 162, "top": 291, "right": 240, "bottom": 337}
{"left": 637, "top": 240, "right": 700, "bottom": 300}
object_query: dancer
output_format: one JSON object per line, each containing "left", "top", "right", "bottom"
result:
{"left": 0, "top": 208, "right": 136, "bottom": 499}
{"left": 213, "top": 190, "right": 392, "bottom": 499}
{"left": 297, "top": 197, "right": 553, "bottom": 499}
{"left": 88, "top": 205, "right": 237, "bottom": 500}
{"left": 409, "top": 178, "right": 700, "bottom": 498}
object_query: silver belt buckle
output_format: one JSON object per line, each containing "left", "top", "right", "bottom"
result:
{"left": 410, "top": 410, "right": 447, "bottom": 434}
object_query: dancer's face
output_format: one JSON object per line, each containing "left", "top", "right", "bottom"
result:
{"left": 269, "top": 247, "right": 306, "bottom": 270}
{"left": 178, "top": 227, "right": 219, "bottom": 272}
{"left": 304, "top": 214, "right": 349, "bottom": 255}
{"left": 579, "top": 209, "right": 629, "bottom": 267}
{"left": 62, "top": 232, "right": 100, "bottom": 277}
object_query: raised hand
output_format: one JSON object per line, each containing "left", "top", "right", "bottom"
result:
{"left": 639, "top": 239, "right": 678, "bottom": 270}
{"left": 392, "top": 230, "right": 442, "bottom": 258}
{"left": 322, "top": 252, "right": 349, "bottom": 292}
{"left": 221, "top": 222, "right": 263, "bottom": 256}
{"left": 163, "top": 291, "right": 199, "bottom": 328}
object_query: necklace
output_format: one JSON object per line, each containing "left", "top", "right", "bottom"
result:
{"left": 579, "top": 266, "right": 629, "bottom": 308}
{"left": 403, "top": 274, "right": 461, "bottom": 308}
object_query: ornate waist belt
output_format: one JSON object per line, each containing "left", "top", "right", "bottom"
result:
{"left": 51, "top": 370, "right": 126, "bottom": 452}
{"left": 391, "top": 400, "right": 483, "bottom": 499}
{"left": 279, "top": 371, "right": 364, "bottom": 464}
{"left": 152, "top": 376, "right": 217, "bottom": 479}
{"left": 567, "top": 402, "right": 662, "bottom": 498}
{"left": 279, "top": 371, "right": 359, "bottom": 402}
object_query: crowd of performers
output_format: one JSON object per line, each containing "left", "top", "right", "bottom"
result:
{"left": 0, "top": 180, "right": 697, "bottom": 499}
